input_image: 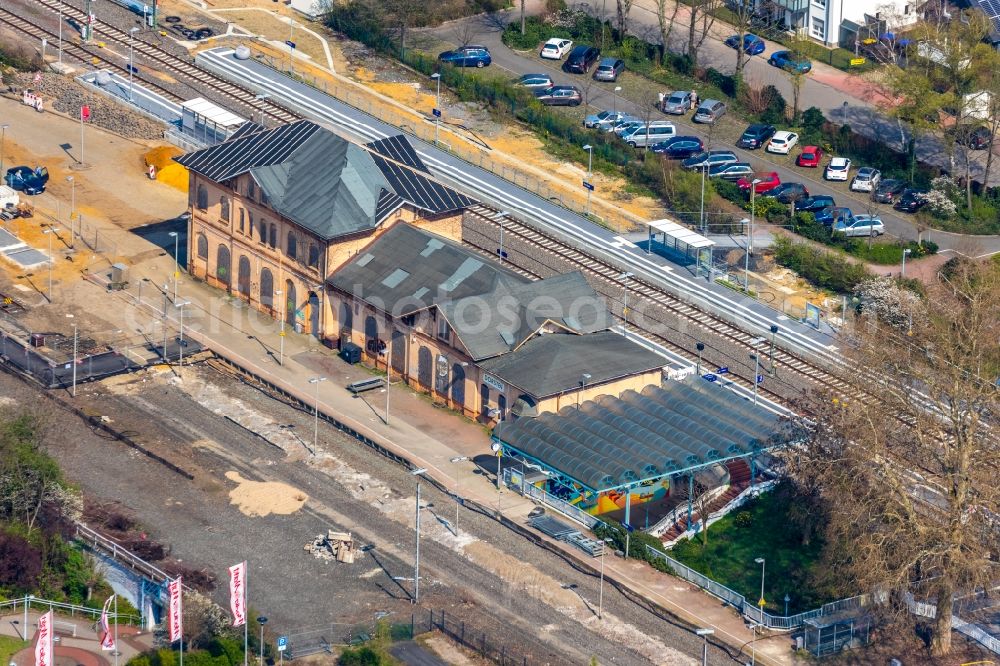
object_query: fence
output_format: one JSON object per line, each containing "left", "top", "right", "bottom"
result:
{"left": 75, "top": 522, "right": 176, "bottom": 586}
{"left": 502, "top": 467, "right": 604, "bottom": 530}
{"left": 1, "top": 596, "right": 142, "bottom": 626}
{"left": 430, "top": 610, "right": 530, "bottom": 666}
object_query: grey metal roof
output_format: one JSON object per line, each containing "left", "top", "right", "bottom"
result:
{"left": 328, "top": 225, "right": 613, "bottom": 360}
{"left": 478, "top": 331, "right": 666, "bottom": 399}
{"left": 175, "top": 121, "right": 475, "bottom": 240}
{"left": 493, "top": 381, "right": 785, "bottom": 492}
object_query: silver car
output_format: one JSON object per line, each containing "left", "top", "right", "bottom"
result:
{"left": 833, "top": 214, "right": 884, "bottom": 237}
{"left": 661, "top": 90, "right": 693, "bottom": 115}
{"left": 850, "top": 167, "right": 882, "bottom": 192}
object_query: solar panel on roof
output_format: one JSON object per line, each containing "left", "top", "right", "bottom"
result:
{"left": 382, "top": 268, "right": 410, "bottom": 288}
{"left": 356, "top": 253, "right": 375, "bottom": 266}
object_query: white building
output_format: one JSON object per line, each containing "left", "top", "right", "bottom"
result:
{"left": 761, "top": 0, "right": 921, "bottom": 48}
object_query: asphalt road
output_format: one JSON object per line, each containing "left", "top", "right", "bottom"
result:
{"left": 5, "top": 363, "right": 739, "bottom": 665}
{"left": 424, "top": 14, "right": 1000, "bottom": 256}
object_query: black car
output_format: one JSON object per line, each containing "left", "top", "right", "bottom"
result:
{"left": 682, "top": 150, "right": 738, "bottom": 170}
{"left": 872, "top": 178, "right": 907, "bottom": 204}
{"left": 4, "top": 166, "right": 49, "bottom": 195}
{"left": 795, "top": 195, "right": 835, "bottom": 213}
{"left": 737, "top": 123, "right": 776, "bottom": 149}
{"left": 651, "top": 136, "right": 704, "bottom": 159}
{"left": 954, "top": 125, "right": 992, "bottom": 150}
{"left": 564, "top": 45, "right": 601, "bottom": 73}
{"left": 894, "top": 188, "right": 928, "bottom": 213}
{"left": 707, "top": 162, "right": 754, "bottom": 180}
{"left": 769, "top": 182, "right": 809, "bottom": 204}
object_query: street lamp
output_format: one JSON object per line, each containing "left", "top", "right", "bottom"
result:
{"left": 749, "top": 340, "right": 764, "bottom": 405}
{"left": 612, "top": 85, "right": 621, "bottom": 117}
{"left": 175, "top": 300, "right": 190, "bottom": 365}
{"left": 784, "top": 593, "right": 790, "bottom": 617}
{"left": 619, "top": 272, "right": 634, "bottom": 334}
{"left": 695, "top": 628, "right": 714, "bottom": 666}
{"left": 253, "top": 94, "right": 269, "bottom": 126}
{"left": 497, "top": 210, "right": 511, "bottom": 265}
{"left": 256, "top": 616, "right": 267, "bottom": 666}
{"left": 699, "top": 163, "right": 709, "bottom": 234}
{"left": 901, "top": 247, "right": 911, "bottom": 277}
{"left": 0, "top": 124, "right": 8, "bottom": 175}
{"left": 755, "top": 557, "right": 766, "bottom": 609}
{"left": 578, "top": 373, "right": 591, "bottom": 409}
{"left": 597, "top": 537, "right": 614, "bottom": 620}
{"left": 582, "top": 144, "right": 593, "bottom": 217}
{"left": 431, "top": 73, "right": 441, "bottom": 145}
{"left": 745, "top": 178, "right": 763, "bottom": 292}
{"left": 768, "top": 324, "right": 778, "bottom": 376}
{"left": 695, "top": 342, "right": 704, "bottom": 376}
{"left": 308, "top": 377, "right": 327, "bottom": 450}
{"left": 274, "top": 289, "right": 284, "bottom": 365}
{"left": 70, "top": 321, "right": 78, "bottom": 397}
{"left": 168, "top": 231, "right": 179, "bottom": 302}
{"left": 128, "top": 27, "right": 139, "bottom": 102}
{"left": 65, "top": 176, "right": 76, "bottom": 246}
{"left": 411, "top": 467, "right": 428, "bottom": 604}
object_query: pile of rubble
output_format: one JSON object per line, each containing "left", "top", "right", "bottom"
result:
{"left": 15, "top": 73, "right": 166, "bottom": 140}
{"left": 304, "top": 530, "right": 357, "bottom": 564}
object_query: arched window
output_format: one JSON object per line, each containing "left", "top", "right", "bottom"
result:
{"left": 257, "top": 217, "right": 266, "bottom": 245}
{"left": 287, "top": 232, "right": 297, "bottom": 261}
{"left": 196, "top": 184, "right": 208, "bottom": 210}
{"left": 260, "top": 268, "right": 274, "bottom": 309}
{"left": 269, "top": 224, "right": 277, "bottom": 249}
{"left": 238, "top": 208, "right": 245, "bottom": 234}
{"left": 196, "top": 233, "right": 208, "bottom": 259}
{"left": 308, "top": 244, "right": 319, "bottom": 269}
{"left": 247, "top": 179, "right": 256, "bottom": 200}
{"left": 216, "top": 244, "right": 231, "bottom": 286}
{"left": 220, "top": 196, "right": 230, "bottom": 222}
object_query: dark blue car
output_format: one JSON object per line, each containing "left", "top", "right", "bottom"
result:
{"left": 4, "top": 166, "right": 49, "bottom": 195}
{"left": 814, "top": 206, "right": 855, "bottom": 226}
{"left": 437, "top": 45, "right": 491, "bottom": 68}
{"left": 724, "top": 33, "right": 766, "bottom": 56}
{"left": 768, "top": 50, "right": 811, "bottom": 73}
{"left": 651, "top": 136, "right": 704, "bottom": 159}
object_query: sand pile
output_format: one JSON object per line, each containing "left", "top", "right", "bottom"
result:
{"left": 144, "top": 146, "right": 188, "bottom": 192}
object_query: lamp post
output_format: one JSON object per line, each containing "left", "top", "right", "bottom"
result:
{"left": 253, "top": 94, "right": 269, "bottom": 126}
{"left": 43, "top": 227, "right": 54, "bottom": 303}
{"left": 578, "top": 372, "right": 591, "bottom": 409}
{"left": 256, "top": 616, "right": 267, "bottom": 666}
{"left": 288, "top": 18, "right": 295, "bottom": 72}
{"left": 431, "top": 73, "right": 441, "bottom": 145}
{"left": 768, "top": 324, "right": 778, "bottom": 376}
{"left": 168, "top": 231, "right": 179, "bottom": 302}
{"left": 175, "top": 300, "right": 190, "bottom": 365}
{"left": 128, "top": 27, "right": 139, "bottom": 102}
{"left": 699, "top": 164, "right": 708, "bottom": 234}
{"left": 497, "top": 210, "right": 510, "bottom": 265}
{"left": 695, "top": 342, "right": 704, "bottom": 376}
{"left": 582, "top": 144, "right": 593, "bottom": 217}
{"left": 411, "top": 467, "right": 427, "bottom": 604}
{"left": 275, "top": 289, "right": 284, "bottom": 365}
{"left": 901, "top": 247, "right": 911, "bottom": 277}
{"left": 66, "top": 175, "right": 76, "bottom": 247}
{"left": 784, "top": 593, "right": 790, "bottom": 617}
{"left": 745, "top": 178, "right": 762, "bottom": 293}
{"left": 58, "top": 9, "right": 63, "bottom": 63}
{"left": 597, "top": 537, "right": 614, "bottom": 620}
{"left": 619, "top": 272, "right": 634, "bottom": 334}
{"left": 612, "top": 85, "right": 621, "bottom": 117}
{"left": 23, "top": 594, "right": 35, "bottom": 637}
{"left": 750, "top": 345, "right": 762, "bottom": 405}
{"left": 308, "top": 377, "right": 327, "bottom": 449}
{"left": 695, "top": 628, "right": 714, "bottom": 666}
{"left": 755, "top": 557, "right": 766, "bottom": 610}
{"left": 0, "top": 124, "right": 8, "bottom": 176}
{"left": 71, "top": 322, "right": 78, "bottom": 397}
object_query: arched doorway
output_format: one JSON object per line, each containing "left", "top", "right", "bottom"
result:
{"left": 216, "top": 245, "right": 231, "bottom": 288}
{"left": 338, "top": 301, "right": 353, "bottom": 344}
{"left": 391, "top": 329, "right": 405, "bottom": 375}
{"left": 417, "top": 346, "right": 432, "bottom": 391}
{"left": 308, "top": 292, "right": 320, "bottom": 337}
{"left": 260, "top": 268, "right": 274, "bottom": 310}
{"left": 237, "top": 256, "right": 251, "bottom": 299}
{"left": 450, "top": 363, "right": 466, "bottom": 409}
{"left": 480, "top": 384, "right": 490, "bottom": 421}
{"left": 364, "top": 315, "right": 378, "bottom": 359}
{"left": 285, "top": 280, "right": 296, "bottom": 327}
{"left": 498, "top": 394, "right": 507, "bottom": 420}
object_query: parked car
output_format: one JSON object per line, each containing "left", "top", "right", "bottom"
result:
{"left": 768, "top": 50, "right": 812, "bottom": 73}
{"left": 825, "top": 157, "right": 852, "bottom": 181}
{"left": 540, "top": 38, "right": 573, "bottom": 60}
{"left": 796, "top": 194, "right": 836, "bottom": 212}
{"left": 682, "top": 150, "right": 738, "bottom": 170}
{"left": 661, "top": 90, "right": 694, "bottom": 115}
{"left": 766, "top": 130, "right": 799, "bottom": 154}
{"left": 593, "top": 57, "right": 625, "bottom": 81}
{"left": 693, "top": 99, "right": 727, "bottom": 123}
{"left": 584, "top": 110, "right": 628, "bottom": 129}
{"left": 833, "top": 214, "right": 884, "bottom": 237}
{"left": 894, "top": 188, "right": 928, "bottom": 213}
{"left": 650, "top": 136, "right": 704, "bottom": 158}
{"left": 535, "top": 86, "right": 583, "bottom": 106}
{"left": 564, "top": 45, "right": 601, "bottom": 73}
{"left": 814, "top": 206, "right": 855, "bottom": 226}
{"left": 872, "top": 179, "right": 907, "bottom": 203}
{"left": 438, "top": 45, "right": 491, "bottom": 68}
{"left": 738, "top": 172, "right": 780, "bottom": 194}
{"left": 515, "top": 73, "right": 554, "bottom": 89}
{"left": 724, "top": 33, "right": 766, "bottom": 56}
{"left": 4, "top": 166, "right": 48, "bottom": 195}
{"left": 954, "top": 125, "right": 992, "bottom": 150}
{"left": 796, "top": 145, "right": 823, "bottom": 167}
{"left": 850, "top": 167, "right": 881, "bottom": 193}
{"left": 708, "top": 162, "right": 754, "bottom": 180}
{"left": 769, "top": 182, "right": 809, "bottom": 204}
{"left": 737, "top": 123, "right": 776, "bottom": 149}
{"left": 620, "top": 122, "right": 677, "bottom": 147}
{"left": 613, "top": 120, "right": 644, "bottom": 137}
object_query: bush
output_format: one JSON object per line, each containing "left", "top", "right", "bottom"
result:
{"left": 734, "top": 511, "right": 753, "bottom": 528}
{"left": 772, "top": 235, "right": 871, "bottom": 293}
{"left": 758, "top": 85, "right": 787, "bottom": 124}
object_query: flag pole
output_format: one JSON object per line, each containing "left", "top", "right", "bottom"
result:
{"left": 80, "top": 108, "right": 84, "bottom": 166}
{"left": 243, "top": 561, "right": 248, "bottom": 666}
{"left": 179, "top": 582, "right": 184, "bottom": 666}
{"left": 113, "top": 594, "right": 119, "bottom": 666}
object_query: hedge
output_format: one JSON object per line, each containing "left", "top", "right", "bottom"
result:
{"left": 772, "top": 235, "right": 871, "bottom": 292}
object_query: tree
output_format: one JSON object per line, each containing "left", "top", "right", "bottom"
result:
{"left": 787, "top": 260, "right": 1000, "bottom": 656}
{"left": 786, "top": 32, "right": 811, "bottom": 122}
{"left": 731, "top": 0, "right": 755, "bottom": 79}
{"left": 615, "top": 0, "right": 634, "bottom": 41}
{"left": 655, "top": 0, "right": 680, "bottom": 63}
{"left": 0, "top": 410, "right": 63, "bottom": 532}
{"left": 685, "top": 0, "right": 719, "bottom": 69}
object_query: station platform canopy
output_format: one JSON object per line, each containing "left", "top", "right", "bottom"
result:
{"left": 492, "top": 380, "right": 787, "bottom": 494}
{"left": 648, "top": 218, "right": 714, "bottom": 251}
{"left": 181, "top": 97, "right": 246, "bottom": 144}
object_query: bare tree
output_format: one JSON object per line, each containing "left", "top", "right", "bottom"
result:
{"left": 786, "top": 32, "right": 811, "bottom": 122}
{"left": 731, "top": 0, "right": 755, "bottom": 78}
{"left": 686, "top": 0, "right": 720, "bottom": 69}
{"left": 655, "top": 0, "right": 681, "bottom": 61}
{"left": 786, "top": 260, "right": 1000, "bottom": 657}
{"left": 616, "top": 0, "right": 635, "bottom": 41}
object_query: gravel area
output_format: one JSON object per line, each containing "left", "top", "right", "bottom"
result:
{"left": 0, "top": 363, "right": 739, "bottom": 665}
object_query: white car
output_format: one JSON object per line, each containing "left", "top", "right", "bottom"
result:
{"left": 766, "top": 130, "right": 799, "bottom": 154}
{"left": 540, "top": 38, "right": 573, "bottom": 60}
{"left": 825, "top": 157, "right": 852, "bottom": 181}
{"left": 850, "top": 167, "right": 881, "bottom": 192}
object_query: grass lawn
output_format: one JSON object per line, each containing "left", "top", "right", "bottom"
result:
{"left": 0, "top": 635, "right": 27, "bottom": 665}
{"left": 669, "top": 486, "right": 836, "bottom": 615}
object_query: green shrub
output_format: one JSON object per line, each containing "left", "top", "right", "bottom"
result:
{"left": 734, "top": 511, "right": 753, "bottom": 528}
{"left": 758, "top": 85, "right": 787, "bottom": 124}
{"left": 339, "top": 647, "right": 385, "bottom": 666}
{"left": 772, "top": 235, "right": 871, "bottom": 293}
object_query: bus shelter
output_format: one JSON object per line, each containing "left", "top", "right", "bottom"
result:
{"left": 180, "top": 97, "right": 246, "bottom": 145}
{"left": 646, "top": 218, "right": 714, "bottom": 277}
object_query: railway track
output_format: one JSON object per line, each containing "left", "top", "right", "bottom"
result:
{"left": 21, "top": 0, "right": 299, "bottom": 123}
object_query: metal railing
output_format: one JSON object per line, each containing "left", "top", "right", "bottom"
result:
{"left": 660, "top": 479, "right": 779, "bottom": 547}
{"left": 75, "top": 523, "right": 176, "bottom": 585}
{"left": 503, "top": 468, "right": 605, "bottom": 530}
{"left": 0, "top": 596, "right": 142, "bottom": 626}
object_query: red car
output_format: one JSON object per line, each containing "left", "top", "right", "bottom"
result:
{"left": 737, "top": 171, "right": 780, "bottom": 194}
{"left": 796, "top": 146, "right": 823, "bottom": 167}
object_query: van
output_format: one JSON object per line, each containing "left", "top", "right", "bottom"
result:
{"left": 693, "top": 99, "right": 726, "bottom": 124}
{"left": 620, "top": 122, "right": 676, "bottom": 147}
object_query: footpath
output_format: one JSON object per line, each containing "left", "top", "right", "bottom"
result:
{"left": 2, "top": 609, "right": 151, "bottom": 666}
